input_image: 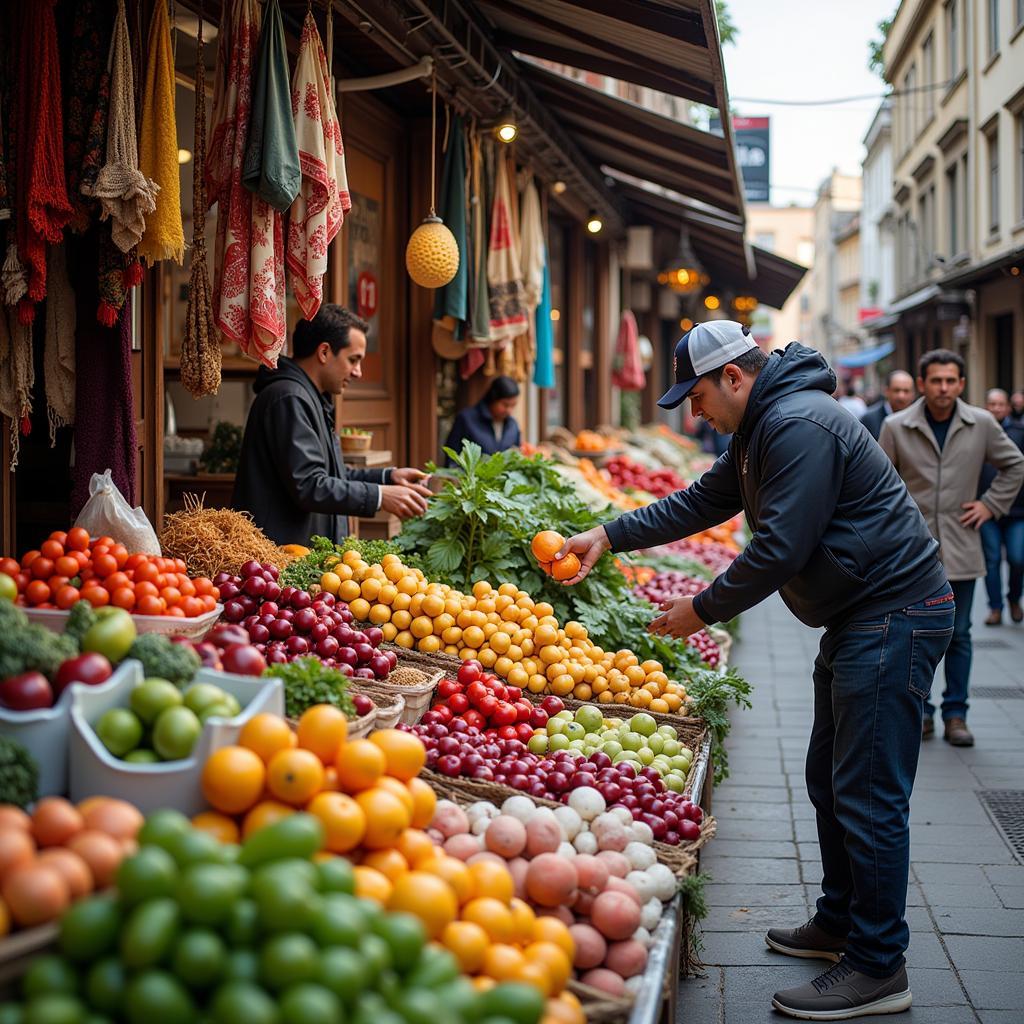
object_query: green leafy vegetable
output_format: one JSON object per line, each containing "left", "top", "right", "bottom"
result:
{"left": 127, "top": 634, "right": 201, "bottom": 688}
{"left": 684, "top": 666, "right": 753, "bottom": 785}
{"left": 64, "top": 600, "right": 98, "bottom": 646}
{"left": 263, "top": 656, "right": 356, "bottom": 720}
{"left": 0, "top": 736, "right": 39, "bottom": 808}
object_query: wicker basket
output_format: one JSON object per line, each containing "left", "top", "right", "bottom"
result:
{"left": 340, "top": 433, "right": 372, "bottom": 452}
{"left": 351, "top": 684, "right": 405, "bottom": 730}
{"left": 286, "top": 705, "right": 376, "bottom": 738}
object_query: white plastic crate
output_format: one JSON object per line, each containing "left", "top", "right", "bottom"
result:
{"left": 68, "top": 662, "right": 283, "bottom": 815}
{"left": 24, "top": 604, "right": 223, "bottom": 642}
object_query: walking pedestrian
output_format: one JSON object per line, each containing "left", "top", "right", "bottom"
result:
{"left": 556, "top": 322, "right": 951, "bottom": 1020}
{"left": 879, "top": 351, "right": 1024, "bottom": 747}
{"left": 978, "top": 388, "right": 1024, "bottom": 625}
{"left": 859, "top": 369, "right": 915, "bottom": 440}
{"left": 1009, "top": 390, "right": 1024, "bottom": 423}
{"left": 836, "top": 381, "right": 867, "bottom": 418}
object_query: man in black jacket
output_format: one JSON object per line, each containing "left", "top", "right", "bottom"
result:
{"left": 556, "top": 322, "right": 951, "bottom": 1021}
{"left": 859, "top": 369, "right": 915, "bottom": 440}
{"left": 233, "top": 305, "right": 431, "bottom": 545}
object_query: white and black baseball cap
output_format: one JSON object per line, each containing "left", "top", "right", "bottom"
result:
{"left": 657, "top": 320, "right": 760, "bottom": 410}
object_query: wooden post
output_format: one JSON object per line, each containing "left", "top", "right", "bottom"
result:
{"left": 567, "top": 224, "right": 585, "bottom": 432}
{"left": 594, "top": 242, "right": 611, "bottom": 426}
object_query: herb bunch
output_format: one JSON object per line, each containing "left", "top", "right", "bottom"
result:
{"left": 263, "top": 656, "right": 356, "bottom": 720}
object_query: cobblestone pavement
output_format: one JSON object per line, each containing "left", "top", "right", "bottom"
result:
{"left": 678, "top": 590, "right": 1024, "bottom": 1023}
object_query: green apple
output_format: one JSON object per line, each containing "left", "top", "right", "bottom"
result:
{"left": 620, "top": 731, "right": 644, "bottom": 752}
{"left": 602, "top": 740, "right": 623, "bottom": 758}
{"left": 637, "top": 748, "right": 655, "bottom": 766}
{"left": 670, "top": 754, "right": 692, "bottom": 772}
{"left": 575, "top": 706, "right": 603, "bottom": 733}
{"left": 564, "top": 722, "right": 586, "bottom": 741}
{"left": 661, "top": 738, "right": 681, "bottom": 757}
{"left": 613, "top": 750, "right": 642, "bottom": 765}
{"left": 528, "top": 734, "right": 548, "bottom": 755}
{"left": 96, "top": 708, "right": 143, "bottom": 758}
{"left": 131, "top": 678, "right": 183, "bottom": 726}
{"left": 555, "top": 710, "right": 574, "bottom": 722}
{"left": 199, "top": 702, "right": 237, "bottom": 723}
{"left": 549, "top": 733, "right": 570, "bottom": 751}
{"left": 630, "top": 713, "right": 657, "bottom": 737}
{"left": 680, "top": 746, "right": 693, "bottom": 760}
{"left": 184, "top": 683, "right": 228, "bottom": 718}
{"left": 646, "top": 734, "right": 664, "bottom": 755}
{"left": 652, "top": 756, "right": 672, "bottom": 774}
{"left": 153, "top": 706, "right": 202, "bottom": 760}
{"left": 568, "top": 739, "right": 586, "bottom": 752}
{"left": 547, "top": 718, "right": 567, "bottom": 736}
{"left": 664, "top": 774, "right": 685, "bottom": 793}
{"left": 657, "top": 725, "right": 678, "bottom": 740}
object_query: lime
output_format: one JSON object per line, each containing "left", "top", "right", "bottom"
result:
{"left": 59, "top": 897, "right": 121, "bottom": 963}
{"left": 124, "top": 750, "right": 160, "bottom": 764}
{"left": 238, "top": 815, "right": 324, "bottom": 869}
{"left": 152, "top": 707, "right": 201, "bottom": 760}
{"left": 120, "top": 899, "right": 180, "bottom": 970}
{"left": 124, "top": 971, "right": 194, "bottom": 1024}
{"left": 252, "top": 876, "right": 318, "bottom": 933}
{"left": 130, "top": 679, "right": 182, "bottom": 727}
{"left": 352, "top": 994, "right": 404, "bottom": 1024}
{"left": 137, "top": 810, "right": 191, "bottom": 850}
{"left": 222, "top": 950, "right": 260, "bottom": 984}
{"left": 171, "top": 928, "right": 227, "bottom": 988}
{"left": 259, "top": 933, "right": 320, "bottom": 991}
{"left": 164, "top": 829, "right": 222, "bottom": 868}
{"left": 224, "top": 899, "right": 260, "bottom": 948}
{"left": 371, "top": 913, "right": 425, "bottom": 974}
{"left": 116, "top": 848, "right": 178, "bottom": 907}
{"left": 83, "top": 959, "right": 126, "bottom": 1016}
{"left": 208, "top": 982, "right": 278, "bottom": 1024}
{"left": 176, "top": 864, "right": 247, "bottom": 926}
{"left": 317, "top": 946, "right": 367, "bottom": 1002}
{"left": 396, "top": 989, "right": 445, "bottom": 1024}
{"left": 315, "top": 858, "right": 355, "bottom": 895}
{"left": 0, "top": 1003, "right": 23, "bottom": 1024}
{"left": 435, "top": 979, "right": 479, "bottom": 1023}
{"left": 198, "top": 703, "right": 237, "bottom": 724}
{"left": 95, "top": 708, "right": 143, "bottom": 758}
{"left": 183, "top": 683, "right": 228, "bottom": 717}
{"left": 476, "top": 983, "right": 544, "bottom": 1024}
{"left": 358, "top": 933, "right": 392, "bottom": 983}
{"left": 23, "top": 957, "right": 78, "bottom": 999}
{"left": 278, "top": 983, "right": 342, "bottom": 1024}
{"left": 252, "top": 858, "right": 319, "bottom": 891}
{"left": 405, "top": 944, "right": 460, "bottom": 988}
{"left": 310, "top": 893, "right": 367, "bottom": 948}
{"left": 81, "top": 1015, "right": 113, "bottom": 1024}
{"left": 22, "top": 995, "right": 85, "bottom": 1024}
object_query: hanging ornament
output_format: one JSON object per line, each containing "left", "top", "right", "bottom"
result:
{"left": 406, "top": 71, "right": 459, "bottom": 289}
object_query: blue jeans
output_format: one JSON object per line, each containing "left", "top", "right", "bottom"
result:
{"left": 807, "top": 586, "right": 953, "bottom": 978}
{"left": 927, "top": 579, "right": 975, "bottom": 722}
{"left": 981, "top": 518, "right": 1024, "bottom": 611}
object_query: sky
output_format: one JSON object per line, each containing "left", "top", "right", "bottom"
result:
{"left": 720, "top": 0, "right": 899, "bottom": 207}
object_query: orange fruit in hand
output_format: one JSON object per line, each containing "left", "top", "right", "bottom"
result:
{"left": 334, "top": 739, "right": 386, "bottom": 793}
{"left": 531, "top": 531, "right": 565, "bottom": 564}
{"left": 238, "top": 713, "right": 296, "bottom": 765}
{"left": 307, "top": 791, "right": 365, "bottom": 853}
{"left": 201, "top": 746, "right": 266, "bottom": 815}
{"left": 550, "top": 553, "right": 581, "bottom": 582}
{"left": 368, "top": 729, "right": 425, "bottom": 781}
{"left": 296, "top": 705, "right": 348, "bottom": 765}
{"left": 266, "top": 748, "right": 325, "bottom": 806}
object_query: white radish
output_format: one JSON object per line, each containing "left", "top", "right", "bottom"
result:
{"left": 641, "top": 897, "right": 663, "bottom": 931}
{"left": 567, "top": 787, "right": 606, "bottom": 822}
{"left": 573, "top": 831, "right": 599, "bottom": 855}
{"left": 501, "top": 795, "right": 537, "bottom": 824}
{"left": 624, "top": 842, "right": 657, "bottom": 871}
{"left": 625, "top": 870, "right": 657, "bottom": 905}
{"left": 631, "top": 820, "right": 654, "bottom": 845}
{"left": 647, "top": 862, "right": 678, "bottom": 902}
{"left": 553, "top": 805, "right": 584, "bottom": 841}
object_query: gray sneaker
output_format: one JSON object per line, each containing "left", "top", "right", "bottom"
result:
{"left": 766, "top": 919, "right": 848, "bottom": 962}
{"left": 772, "top": 959, "right": 912, "bottom": 1020}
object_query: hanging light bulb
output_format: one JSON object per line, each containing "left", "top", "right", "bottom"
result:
{"left": 494, "top": 105, "right": 519, "bottom": 143}
{"left": 406, "top": 71, "right": 459, "bottom": 289}
{"left": 586, "top": 211, "right": 603, "bottom": 234}
{"left": 661, "top": 228, "right": 703, "bottom": 294}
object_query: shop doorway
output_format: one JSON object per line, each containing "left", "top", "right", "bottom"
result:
{"left": 994, "top": 313, "right": 1015, "bottom": 393}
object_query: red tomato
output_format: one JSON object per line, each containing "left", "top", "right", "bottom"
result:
{"left": 93, "top": 553, "right": 117, "bottom": 578}
{"left": 200, "top": 595, "right": 217, "bottom": 613}
{"left": 65, "top": 527, "right": 90, "bottom": 552}
{"left": 514, "top": 701, "right": 533, "bottom": 723}
{"left": 433, "top": 704, "right": 453, "bottom": 724}
{"left": 492, "top": 702, "right": 518, "bottom": 727}
{"left": 0, "top": 558, "right": 19, "bottom": 577}
{"left": 40, "top": 540, "right": 64, "bottom": 560}
{"left": 25, "top": 580, "right": 50, "bottom": 606}
{"left": 55, "top": 585, "right": 81, "bottom": 610}
{"left": 104, "top": 572, "right": 131, "bottom": 592}
{"left": 463, "top": 709, "right": 486, "bottom": 730}
{"left": 448, "top": 693, "right": 470, "bottom": 715}
{"left": 457, "top": 660, "right": 482, "bottom": 686}
{"left": 505, "top": 686, "right": 523, "bottom": 702}
{"left": 477, "top": 694, "right": 498, "bottom": 719}
{"left": 466, "top": 681, "right": 488, "bottom": 707}
{"left": 160, "top": 586, "right": 182, "bottom": 607}
{"left": 136, "top": 595, "right": 164, "bottom": 616}
{"left": 135, "top": 581, "right": 159, "bottom": 599}
{"left": 110, "top": 545, "right": 128, "bottom": 568}
{"left": 437, "top": 679, "right": 463, "bottom": 700}
{"left": 20, "top": 551, "right": 40, "bottom": 570}
{"left": 497, "top": 725, "right": 519, "bottom": 741}
{"left": 180, "top": 597, "right": 204, "bottom": 618}
{"left": 83, "top": 588, "right": 110, "bottom": 608}
{"left": 48, "top": 531, "right": 68, "bottom": 545}
{"left": 111, "top": 587, "right": 136, "bottom": 610}
{"left": 515, "top": 723, "right": 534, "bottom": 743}
{"left": 31, "top": 558, "right": 55, "bottom": 581}
{"left": 55, "top": 556, "right": 79, "bottom": 578}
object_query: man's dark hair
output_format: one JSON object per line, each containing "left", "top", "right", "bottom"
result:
{"left": 699, "top": 346, "right": 770, "bottom": 387}
{"left": 918, "top": 348, "right": 965, "bottom": 380}
{"left": 886, "top": 369, "right": 913, "bottom": 386}
{"left": 483, "top": 375, "right": 520, "bottom": 404}
{"left": 292, "top": 305, "right": 369, "bottom": 359}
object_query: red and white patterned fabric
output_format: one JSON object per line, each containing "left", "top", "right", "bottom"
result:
{"left": 286, "top": 12, "right": 350, "bottom": 321}
{"left": 206, "top": 0, "right": 288, "bottom": 367}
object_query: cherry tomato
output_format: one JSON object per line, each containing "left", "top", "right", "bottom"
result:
{"left": 93, "top": 536, "right": 116, "bottom": 549}
{"left": 160, "top": 586, "right": 182, "bottom": 607}
{"left": 457, "top": 660, "right": 482, "bottom": 686}
{"left": 134, "top": 581, "right": 158, "bottom": 599}
{"left": 31, "top": 558, "right": 55, "bottom": 580}
{"left": 20, "top": 551, "right": 40, "bottom": 570}
{"left": 123, "top": 554, "right": 146, "bottom": 571}
{"left": 137, "top": 595, "right": 164, "bottom": 616}
{"left": 65, "top": 527, "right": 90, "bottom": 552}
{"left": 200, "top": 595, "right": 217, "bottom": 613}
{"left": 83, "top": 588, "right": 110, "bottom": 608}
{"left": 47, "top": 576, "right": 70, "bottom": 594}
{"left": 178, "top": 578, "right": 196, "bottom": 598}
{"left": 166, "top": 606, "right": 186, "bottom": 618}
{"left": 0, "top": 558, "right": 19, "bottom": 577}
{"left": 14, "top": 573, "right": 30, "bottom": 592}
{"left": 55, "top": 585, "right": 81, "bottom": 610}
{"left": 180, "top": 596, "right": 204, "bottom": 618}
{"left": 48, "top": 531, "right": 68, "bottom": 545}
{"left": 134, "top": 561, "right": 158, "bottom": 584}
{"left": 104, "top": 572, "right": 131, "bottom": 592}
{"left": 93, "top": 553, "right": 117, "bottom": 578}
{"left": 25, "top": 580, "right": 50, "bottom": 605}
{"left": 111, "top": 587, "right": 136, "bottom": 610}
{"left": 40, "top": 540, "right": 64, "bottom": 560}
{"left": 110, "top": 545, "right": 128, "bottom": 568}
{"left": 55, "top": 556, "right": 79, "bottom": 578}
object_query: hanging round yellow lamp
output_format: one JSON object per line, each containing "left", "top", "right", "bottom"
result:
{"left": 406, "top": 71, "right": 459, "bottom": 288}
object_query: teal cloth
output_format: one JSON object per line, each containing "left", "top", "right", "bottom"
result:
{"left": 242, "top": 0, "right": 300, "bottom": 212}
{"left": 533, "top": 244, "right": 555, "bottom": 389}
{"left": 433, "top": 115, "right": 468, "bottom": 331}
{"left": 469, "top": 142, "right": 493, "bottom": 341}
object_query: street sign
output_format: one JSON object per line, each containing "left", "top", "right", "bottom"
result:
{"left": 711, "top": 115, "right": 771, "bottom": 203}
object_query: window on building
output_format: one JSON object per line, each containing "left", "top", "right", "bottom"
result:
{"left": 946, "top": 162, "right": 959, "bottom": 254}
{"left": 923, "top": 32, "right": 935, "bottom": 120}
{"left": 1018, "top": 0, "right": 1024, "bottom": 30}
{"left": 988, "top": 129, "right": 1000, "bottom": 234}
{"left": 753, "top": 231, "right": 776, "bottom": 251}
{"left": 1018, "top": 111, "right": 1024, "bottom": 221}
{"left": 961, "top": 152, "right": 969, "bottom": 245}
{"left": 987, "top": 0, "right": 999, "bottom": 58}
{"left": 946, "top": 0, "right": 960, "bottom": 78}
{"left": 904, "top": 65, "right": 917, "bottom": 147}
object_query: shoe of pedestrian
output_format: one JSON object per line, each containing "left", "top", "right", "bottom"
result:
{"left": 765, "top": 919, "right": 847, "bottom": 962}
{"left": 943, "top": 718, "right": 974, "bottom": 747}
{"left": 922, "top": 716, "right": 934, "bottom": 740}
{"left": 985, "top": 609, "right": 1002, "bottom": 626}
{"left": 1011, "top": 602, "right": 1023, "bottom": 623}
{"left": 771, "top": 959, "right": 912, "bottom": 1020}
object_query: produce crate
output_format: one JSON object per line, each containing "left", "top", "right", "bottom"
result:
{"left": 0, "top": 923, "right": 58, "bottom": 990}
{"left": 351, "top": 684, "right": 405, "bottom": 731}
{"left": 68, "top": 662, "right": 283, "bottom": 815}
{"left": 24, "top": 604, "right": 223, "bottom": 642}
{"left": 285, "top": 705, "right": 376, "bottom": 739}
{"left": 0, "top": 661, "right": 132, "bottom": 797}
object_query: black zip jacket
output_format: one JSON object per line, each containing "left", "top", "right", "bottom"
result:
{"left": 605, "top": 343, "right": 947, "bottom": 629}
{"left": 232, "top": 358, "right": 389, "bottom": 545}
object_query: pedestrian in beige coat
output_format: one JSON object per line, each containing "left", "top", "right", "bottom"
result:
{"left": 879, "top": 349, "right": 1024, "bottom": 746}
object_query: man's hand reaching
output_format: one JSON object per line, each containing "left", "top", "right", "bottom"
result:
{"left": 380, "top": 485, "right": 429, "bottom": 519}
{"left": 647, "top": 595, "right": 706, "bottom": 639}
{"left": 552, "top": 526, "right": 611, "bottom": 585}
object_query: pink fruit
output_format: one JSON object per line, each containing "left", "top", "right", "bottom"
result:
{"left": 525, "top": 815, "right": 562, "bottom": 857}
{"left": 485, "top": 815, "right": 527, "bottom": 858}
{"left": 574, "top": 854, "right": 610, "bottom": 893}
{"left": 591, "top": 890, "right": 642, "bottom": 940}
{"left": 572, "top": 890, "right": 595, "bottom": 915}
{"left": 569, "top": 923, "right": 607, "bottom": 969}
{"left": 507, "top": 857, "right": 530, "bottom": 899}
{"left": 443, "top": 834, "right": 482, "bottom": 861}
{"left": 526, "top": 853, "right": 578, "bottom": 907}
{"left": 605, "top": 875, "right": 643, "bottom": 905}
{"left": 604, "top": 939, "right": 648, "bottom": 978}
{"left": 580, "top": 968, "right": 626, "bottom": 997}
{"left": 596, "top": 850, "right": 631, "bottom": 879}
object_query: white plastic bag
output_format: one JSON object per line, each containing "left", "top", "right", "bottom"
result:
{"left": 74, "top": 470, "right": 161, "bottom": 554}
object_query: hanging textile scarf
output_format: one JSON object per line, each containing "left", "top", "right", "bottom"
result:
{"left": 467, "top": 132, "right": 491, "bottom": 344}
{"left": 486, "top": 151, "right": 527, "bottom": 343}
{"left": 0, "top": 312, "right": 33, "bottom": 469}
{"left": 44, "top": 244, "right": 76, "bottom": 442}
{"left": 11, "top": 0, "right": 74, "bottom": 324}
{"left": 432, "top": 113, "right": 468, "bottom": 330}
{"left": 612, "top": 310, "right": 645, "bottom": 391}
{"left": 286, "top": 10, "right": 350, "bottom": 321}
{"left": 533, "top": 247, "right": 555, "bottom": 389}
{"left": 85, "top": 0, "right": 158, "bottom": 254}
{"left": 518, "top": 177, "right": 544, "bottom": 315}
{"left": 137, "top": 0, "right": 184, "bottom": 265}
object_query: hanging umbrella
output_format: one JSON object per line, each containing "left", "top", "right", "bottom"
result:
{"left": 612, "top": 309, "right": 645, "bottom": 391}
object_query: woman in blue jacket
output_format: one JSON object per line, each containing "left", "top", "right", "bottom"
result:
{"left": 444, "top": 376, "right": 521, "bottom": 463}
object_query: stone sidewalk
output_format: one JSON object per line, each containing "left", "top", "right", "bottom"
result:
{"left": 678, "top": 590, "right": 1024, "bottom": 1024}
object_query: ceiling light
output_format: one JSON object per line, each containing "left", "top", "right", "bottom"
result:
{"left": 551, "top": 180, "right": 567, "bottom": 195}
{"left": 494, "top": 106, "right": 518, "bottom": 143}
{"left": 177, "top": 148, "right": 193, "bottom": 164}
{"left": 660, "top": 228, "right": 703, "bottom": 294}
{"left": 703, "top": 294, "right": 720, "bottom": 311}
{"left": 586, "top": 212, "right": 603, "bottom": 234}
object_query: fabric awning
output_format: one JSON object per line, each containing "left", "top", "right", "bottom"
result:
{"left": 835, "top": 342, "right": 895, "bottom": 369}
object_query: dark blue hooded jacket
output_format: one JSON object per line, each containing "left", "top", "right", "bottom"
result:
{"left": 444, "top": 400, "right": 521, "bottom": 465}
{"left": 605, "top": 343, "right": 947, "bottom": 629}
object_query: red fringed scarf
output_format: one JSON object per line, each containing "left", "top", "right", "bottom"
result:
{"left": 12, "top": 0, "right": 73, "bottom": 324}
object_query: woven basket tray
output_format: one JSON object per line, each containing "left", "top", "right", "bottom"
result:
{"left": 351, "top": 683, "right": 405, "bottom": 731}
{"left": 286, "top": 706, "right": 376, "bottom": 738}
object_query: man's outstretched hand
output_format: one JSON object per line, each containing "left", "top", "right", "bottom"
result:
{"left": 553, "top": 526, "right": 611, "bottom": 585}
{"left": 647, "top": 595, "right": 706, "bottom": 639}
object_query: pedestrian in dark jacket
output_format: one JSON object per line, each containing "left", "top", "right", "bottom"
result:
{"left": 859, "top": 369, "right": 915, "bottom": 440}
{"left": 233, "top": 305, "right": 431, "bottom": 545}
{"left": 444, "top": 376, "right": 521, "bottom": 465}
{"left": 554, "top": 322, "right": 950, "bottom": 1021}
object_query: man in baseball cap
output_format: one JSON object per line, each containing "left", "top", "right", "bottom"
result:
{"left": 549, "top": 328, "right": 952, "bottom": 1021}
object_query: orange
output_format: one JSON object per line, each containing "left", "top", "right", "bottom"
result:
{"left": 334, "top": 739, "right": 386, "bottom": 793}
{"left": 467, "top": 859, "right": 514, "bottom": 904}
{"left": 322, "top": 766, "right": 340, "bottom": 792}
{"left": 387, "top": 871, "right": 458, "bottom": 939}
{"left": 550, "top": 553, "right": 581, "bottom": 582}
{"left": 353, "top": 865, "right": 393, "bottom": 904}
{"left": 461, "top": 897, "right": 515, "bottom": 943}
{"left": 532, "top": 916, "right": 575, "bottom": 959}
{"left": 419, "top": 855, "right": 474, "bottom": 904}
{"left": 513, "top": 961, "right": 552, "bottom": 997}
{"left": 408, "top": 778, "right": 436, "bottom": 829}
{"left": 509, "top": 897, "right": 537, "bottom": 944}
{"left": 395, "top": 828, "right": 437, "bottom": 868}
{"left": 355, "top": 788, "right": 411, "bottom": 849}
{"left": 238, "top": 713, "right": 296, "bottom": 765}
{"left": 368, "top": 729, "right": 426, "bottom": 781}
{"left": 482, "top": 943, "right": 526, "bottom": 981}
{"left": 191, "top": 812, "right": 240, "bottom": 844}
{"left": 296, "top": 705, "right": 348, "bottom": 765}
{"left": 441, "top": 920, "right": 489, "bottom": 973}
{"left": 360, "top": 848, "right": 409, "bottom": 883}
{"left": 375, "top": 776, "right": 415, "bottom": 817}
{"left": 266, "top": 748, "right": 325, "bottom": 806}
{"left": 201, "top": 746, "right": 266, "bottom": 815}
{"left": 471, "top": 976, "right": 496, "bottom": 992}
{"left": 242, "top": 800, "right": 295, "bottom": 839}
{"left": 524, "top": 941, "right": 572, "bottom": 992}
{"left": 545, "top": 992, "right": 586, "bottom": 1024}
{"left": 530, "top": 531, "right": 565, "bottom": 563}
{"left": 307, "top": 791, "right": 366, "bottom": 853}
